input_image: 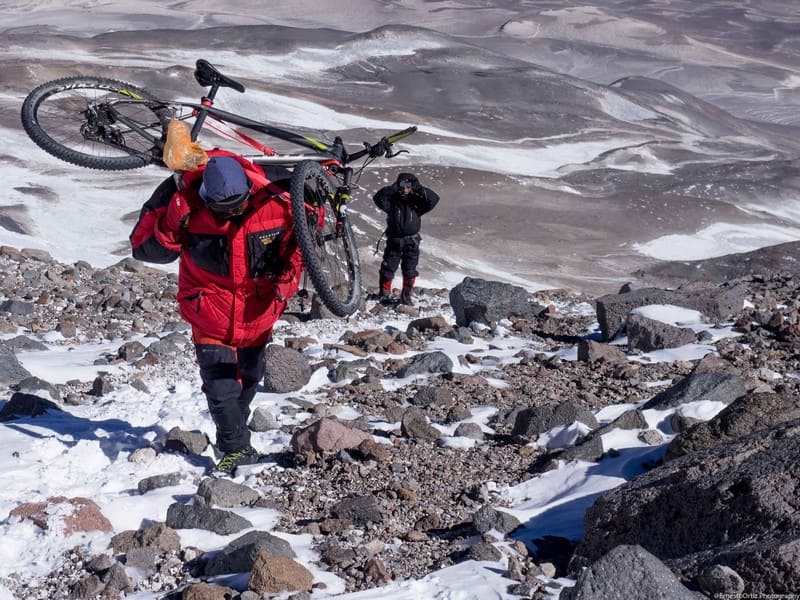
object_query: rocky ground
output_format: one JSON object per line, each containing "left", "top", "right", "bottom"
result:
{"left": 0, "top": 244, "right": 799, "bottom": 599}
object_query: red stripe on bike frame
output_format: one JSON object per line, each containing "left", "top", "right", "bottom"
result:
{"left": 204, "top": 117, "right": 278, "bottom": 156}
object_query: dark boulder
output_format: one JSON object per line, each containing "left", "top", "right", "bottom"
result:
{"left": 596, "top": 285, "right": 745, "bottom": 341}
{"left": 0, "top": 344, "right": 32, "bottom": 386}
{"left": 204, "top": 530, "right": 295, "bottom": 576}
{"left": 512, "top": 403, "right": 598, "bottom": 438}
{"left": 560, "top": 545, "right": 697, "bottom": 600}
{"left": 571, "top": 419, "right": 800, "bottom": 593}
{"left": 666, "top": 392, "right": 800, "bottom": 461}
{"left": 449, "top": 277, "right": 544, "bottom": 327}
{"left": 643, "top": 371, "right": 745, "bottom": 410}
{"left": 395, "top": 351, "right": 453, "bottom": 378}
{"left": 626, "top": 313, "right": 696, "bottom": 352}
{"left": 0, "top": 392, "right": 61, "bottom": 422}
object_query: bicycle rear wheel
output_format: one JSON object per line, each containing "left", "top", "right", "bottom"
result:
{"left": 290, "top": 160, "right": 362, "bottom": 317}
{"left": 21, "top": 77, "right": 169, "bottom": 170}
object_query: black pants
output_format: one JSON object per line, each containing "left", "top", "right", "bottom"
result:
{"left": 195, "top": 343, "right": 266, "bottom": 453}
{"left": 379, "top": 234, "right": 420, "bottom": 282}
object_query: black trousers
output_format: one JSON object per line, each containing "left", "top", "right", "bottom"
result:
{"left": 379, "top": 234, "right": 420, "bottom": 283}
{"left": 195, "top": 343, "right": 266, "bottom": 453}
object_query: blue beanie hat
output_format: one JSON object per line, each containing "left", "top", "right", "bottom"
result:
{"left": 199, "top": 156, "right": 250, "bottom": 205}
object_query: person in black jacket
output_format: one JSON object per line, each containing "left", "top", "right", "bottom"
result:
{"left": 373, "top": 172, "right": 440, "bottom": 305}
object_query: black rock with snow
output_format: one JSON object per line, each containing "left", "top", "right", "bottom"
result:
{"left": 512, "top": 403, "right": 598, "bottom": 438}
{"left": 454, "top": 422, "right": 483, "bottom": 440}
{"left": 163, "top": 426, "right": 209, "bottom": 455}
{"left": 637, "top": 430, "right": 663, "bottom": 445}
{"left": 165, "top": 502, "right": 252, "bottom": 535}
{"left": 204, "top": 530, "right": 296, "bottom": 576}
{"left": 472, "top": 505, "right": 521, "bottom": 534}
{"left": 607, "top": 409, "right": 648, "bottom": 431}
{"left": 249, "top": 406, "right": 279, "bottom": 431}
{"left": 400, "top": 408, "right": 441, "bottom": 441}
{"left": 626, "top": 313, "right": 696, "bottom": 352}
{"left": 263, "top": 344, "right": 312, "bottom": 392}
{"left": 395, "top": 351, "right": 453, "bottom": 378}
{"left": 90, "top": 374, "right": 114, "bottom": 397}
{"left": 576, "top": 339, "right": 627, "bottom": 364}
{"left": 16, "top": 376, "right": 60, "bottom": 401}
{"left": 0, "top": 392, "right": 61, "bottom": 422}
{"left": 665, "top": 391, "right": 800, "bottom": 461}
{"left": 331, "top": 361, "right": 365, "bottom": 383}
{"left": 572, "top": 419, "right": 800, "bottom": 592}
{"left": 118, "top": 341, "right": 146, "bottom": 361}
{"left": 554, "top": 435, "right": 604, "bottom": 463}
{"left": 449, "top": 277, "right": 545, "bottom": 327}
{"left": 445, "top": 326, "right": 474, "bottom": 344}
{"left": 595, "top": 284, "right": 745, "bottom": 341}
{"left": 465, "top": 542, "right": 502, "bottom": 562}
{"left": 109, "top": 522, "right": 181, "bottom": 555}
{"left": 560, "top": 545, "right": 697, "bottom": 600}
{"left": 643, "top": 371, "right": 745, "bottom": 410}
{"left": 197, "top": 477, "right": 260, "bottom": 508}
{"left": 4, "top": 335, "right": 47, "bottom": 351}
{"left": 146, "top": 338, "right": 181, "bottom": 357}
{"left": 137, "top": 472, "right": 183, "bottom": 495}
{"left": 0, "top": 344, "right": 32, "bottom": 386}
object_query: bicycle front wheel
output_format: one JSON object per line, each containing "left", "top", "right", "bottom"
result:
{"left": 21, "top": 77, "right": 170, "bottom": 170}
{"left": 290, "top": 161, "right": 362, "bottom": 317}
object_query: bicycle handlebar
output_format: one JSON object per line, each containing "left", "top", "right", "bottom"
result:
{"left": 344, "top": 126, "right": 418, "bottom": 164}
{"left": 334, "top": 125, "right": 417, "bottom": 163}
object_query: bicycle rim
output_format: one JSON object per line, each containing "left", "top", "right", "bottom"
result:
{"left": 290, "top": 161, "right": 362, "bottom": 316}
{"left": 21, "top": 77, "right": 169, "bottom": 171}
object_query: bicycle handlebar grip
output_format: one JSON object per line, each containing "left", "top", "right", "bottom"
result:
{"left": 386, "top": 126, "right": 418, "bottom": 144}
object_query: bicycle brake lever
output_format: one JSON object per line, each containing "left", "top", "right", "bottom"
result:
{"left": 385, "top": 149, "right": 409, "bottom": 158}
{"left": 364, "top": 140, "right": 384, "bottom": 158}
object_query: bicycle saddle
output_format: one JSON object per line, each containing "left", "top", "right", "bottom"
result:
{"left": 194, "top": 59, "right": 246, "bottom": 93}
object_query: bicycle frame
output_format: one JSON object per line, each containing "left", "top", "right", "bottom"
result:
{"left": 105, "top": 84, "right": 414, "bottom": 174}
{"left": 104, "top": 63, "right": 416, "bottom": 242}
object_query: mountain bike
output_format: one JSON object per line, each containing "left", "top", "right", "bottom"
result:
{"left": 20, "top": 58, "right": 417, "bottom": 317}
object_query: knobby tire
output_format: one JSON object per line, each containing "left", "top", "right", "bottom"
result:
{"left": 21, "top": 77, "right": 169, "bottom": 171}
{"left": 289, "top": 161, "right": 362, "bottom": 317}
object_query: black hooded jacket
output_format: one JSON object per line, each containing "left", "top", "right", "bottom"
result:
{"left": 373, "top": 173, "right": 440, "bottom": 238}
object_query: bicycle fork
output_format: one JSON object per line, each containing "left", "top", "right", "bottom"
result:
{"left": 333, "top": 166, "right": 353, "bottom": 238}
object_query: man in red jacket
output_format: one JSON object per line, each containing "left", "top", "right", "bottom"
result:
{"left": 132, "top": 151, "right": 303, "bottom": 475}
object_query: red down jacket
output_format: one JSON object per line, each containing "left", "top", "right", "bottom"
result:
{"left": 153, "top": 150, "right": 303, "bottom": 346}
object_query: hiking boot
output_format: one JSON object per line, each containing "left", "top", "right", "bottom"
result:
{"left": 400, "top": 287, "right": 414, "bottom": 306}
{"left": 378, "top": 279, "right": 392, "bottom": 298}
{"left": 215, "top": 446, "right": 261, "bottom": 476}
